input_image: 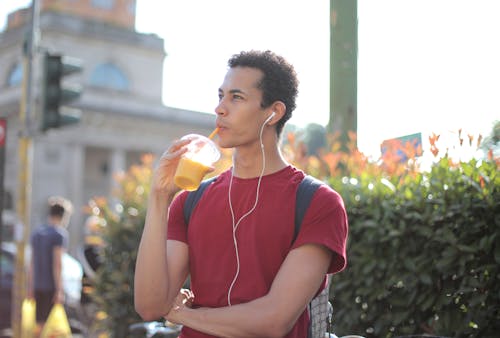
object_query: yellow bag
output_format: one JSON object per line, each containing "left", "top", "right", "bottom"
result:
{"left": 21, "top": 298, "right": 36, "bottom": 338}
{"left": 40, "top": 303, "right": 72, "bottom": 338}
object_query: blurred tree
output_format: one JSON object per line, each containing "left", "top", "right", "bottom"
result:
{"left": 303, "top": 123, "right": 327, "bottom": 155}
{"left": 480, "top": 120, "right": 500, "bottom": 159}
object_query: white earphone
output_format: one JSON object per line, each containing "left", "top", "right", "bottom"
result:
{"left": 227, "top": 110, "right": 276, "bottom": 306}
{"left": 264, "top": 111, "right": 276, "bottom": 125}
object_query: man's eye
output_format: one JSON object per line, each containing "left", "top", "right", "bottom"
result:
{"left": 218, "top": 94, "right": 223, "bottom": 101}
{"left": 233, "top": 94, "right": 243, "bottom": 100}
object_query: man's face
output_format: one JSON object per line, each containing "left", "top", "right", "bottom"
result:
{"left": 215, "top": 67, "right": 270, "bottom": 149}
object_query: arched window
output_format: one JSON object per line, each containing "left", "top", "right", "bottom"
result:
{"left": 89, "top": 63, "right": 129, "bottom": 91}
{"left": 7, "top": 63, "right": 23, "bottom": 87}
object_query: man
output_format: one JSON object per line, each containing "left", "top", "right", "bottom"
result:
{"left": 135, "top": 50, "right": 348, "bottom": 337}
{"left": 29, "top": 196, "right": 72, "bottom": 335}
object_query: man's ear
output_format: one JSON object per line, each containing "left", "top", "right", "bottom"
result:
{"left": 268, "top": 101, "right": 286, "bottom": 125}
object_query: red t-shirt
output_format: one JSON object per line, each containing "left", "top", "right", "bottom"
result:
{"left": 168, "top": 166, "right": 348, "bottom": 338}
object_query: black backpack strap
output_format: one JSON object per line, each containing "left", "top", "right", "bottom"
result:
{"left": 294, "top": 175, "right": 324, "bottom": 241}
{"left": 183, "top": 176, "right": 218, "bottom": 225}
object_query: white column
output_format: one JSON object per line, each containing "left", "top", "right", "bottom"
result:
{"left": 110, "top": 148, "right": 126, "bottom": 184}
{"left": 67, "top": 143, "right": 84, "bottom": 255}
{"left": 109, "top": 149, "right": 126, "bottom": 208}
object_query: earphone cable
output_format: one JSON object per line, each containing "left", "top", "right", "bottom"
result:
{"left": 227, "top": 119, "right": 267, "bottom": 306}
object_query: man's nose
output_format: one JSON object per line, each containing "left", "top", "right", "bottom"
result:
{"left": 215, "top": 99, "right": 227, "bottom": 116}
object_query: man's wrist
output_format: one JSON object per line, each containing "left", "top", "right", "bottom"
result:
{"left": 150, "top": 188, "right": 175, "bottom": 205}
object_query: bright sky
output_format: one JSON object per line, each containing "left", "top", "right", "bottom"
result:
{"left": 1, "top": 0, "right": 499, "bottom": 159}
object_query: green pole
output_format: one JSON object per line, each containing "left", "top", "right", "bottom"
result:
{"left": 329, "top": 0, "right": 358, "bottom": 150}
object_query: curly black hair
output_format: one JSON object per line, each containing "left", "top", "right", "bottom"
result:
{"left": 227, "top": 50, "right": 299, "bottom": 136}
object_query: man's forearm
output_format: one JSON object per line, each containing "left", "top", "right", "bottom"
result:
{"left": 53, "top": 247, "right": 64, "bottom": 301}
{"left": 134, "top": 191, "right": 173, "bottom": 319}
{"left": 168, "top": 295, "right": 294, "bottom": 338}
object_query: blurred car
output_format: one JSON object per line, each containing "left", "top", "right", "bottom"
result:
{"left": 0, "top": 242, "right": 84, "bottom": 331}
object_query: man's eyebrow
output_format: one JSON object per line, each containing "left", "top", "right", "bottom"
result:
{"left": 218, "top": 88, "right": 246, "bottom": 95}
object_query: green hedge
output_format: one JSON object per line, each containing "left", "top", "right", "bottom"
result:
{"left": 329, "top": 157, "right": 500, "bottom": 337}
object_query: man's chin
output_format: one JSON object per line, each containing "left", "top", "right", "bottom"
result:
{"left": 217, "top": 141, "right": 233, "bottom": 149}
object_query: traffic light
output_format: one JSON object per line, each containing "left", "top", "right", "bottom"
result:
{"left": 41, "top": 52, "right": 83, "bottom": 131}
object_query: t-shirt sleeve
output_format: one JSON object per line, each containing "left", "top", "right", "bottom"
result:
{"left": 292, "top": 184, "right": 348, "bottom": 274}
{"left": 61, "top": 231, "right": 68, "bottom": 248}
{"left": 167, "top": 191, "right": 190, "bottom": 243}
{"left": 54, "top": 230, "right": 65, "bottom": 247}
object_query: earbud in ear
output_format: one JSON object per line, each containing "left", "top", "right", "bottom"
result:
{"left": 265, "top": 112, "right": 276, "bottom": 125}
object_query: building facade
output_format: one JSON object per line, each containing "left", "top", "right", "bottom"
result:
{"left": 0, "top": 0, "right": 215, "bottom": 253}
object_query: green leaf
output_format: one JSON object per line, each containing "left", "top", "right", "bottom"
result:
{"left": 456, "top": 244, "right": 476, "bottom": 253}
{"left": 420, "top": 273, "right": 433, "bottom": 285}
{"left": 494, "top": 243, "right": 500, "bottom": 264}
{"left": 403, "top": 258, "right": 417, "bottom": 272}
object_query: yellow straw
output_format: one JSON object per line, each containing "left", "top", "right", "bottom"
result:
{"left": 208, "top": 127, "right": 219, "bottom": 140}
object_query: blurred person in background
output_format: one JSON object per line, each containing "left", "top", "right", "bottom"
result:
{"left": 28, "top": 196, "right": 73, "bottom": 336}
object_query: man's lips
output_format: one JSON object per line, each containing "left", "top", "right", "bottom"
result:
{"left": 216, "top": 123, "right": 227, "bottom": 131}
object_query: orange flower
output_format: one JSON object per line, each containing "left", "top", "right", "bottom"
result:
{"left": 468, "top": 134, "right": 474, "bottom": 147}
{"left": 322, "top": 152, "right": 341, "bottom": 177}
{"left": 428, "top": 132, "right": 440, "bottom": 146}
{"left": 141, "top": 153, "right": 154, "bottom": 166}
{"left": 430, "top": 145, "right": 439, "bottom": 157}
{"left": 93, "top": 196, "right": 108, "bottom": 208}
{"left": 477, "top": 134, "right": 483, "bottom": 148}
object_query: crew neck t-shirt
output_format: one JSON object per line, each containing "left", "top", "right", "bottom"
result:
{"left": 168, "top": 165, "right": 348, "bottom": 338}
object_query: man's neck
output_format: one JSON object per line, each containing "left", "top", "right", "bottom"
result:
{"left": 48, "top": 216, "right": 62, "bottom": 227}
{"left": 232, "top": 141, "right": 288, "bottom": 178}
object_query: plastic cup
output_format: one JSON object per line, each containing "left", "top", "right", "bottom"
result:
{"left": 173, "top": 134, "right": 220, "bottom": 191}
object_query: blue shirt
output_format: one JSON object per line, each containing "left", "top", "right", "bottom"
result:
{"left": 30, "top": 224, "right": 68, "bottom": 291}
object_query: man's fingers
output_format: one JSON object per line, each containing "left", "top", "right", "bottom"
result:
{"left": 180, "top": 288, "right": 193, "bottom": 299}
{"left": 161, "top": 139, "right": 190, "bottom": 160}
{"left": 179, "top": 288, "right": 194, "bottom": 306}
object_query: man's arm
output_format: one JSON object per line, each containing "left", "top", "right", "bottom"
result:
{"left": 134, "top": 138, "right": 192, "bottom": 320}
{"left": 167, "top": 243, "right": 333, "bottom": 338}
{"left": 134, "top": 192, "right": 190, "bottom": 319}
{"left": 52, "top": 246, "right": 64, "bottom": 303}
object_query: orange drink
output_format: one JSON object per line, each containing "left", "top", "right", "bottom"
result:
{"left": 174, "top": 157, "right": 212, "bottom": 191}
{"left": 173, "top": 134, "right": 220, "bottom": 191}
